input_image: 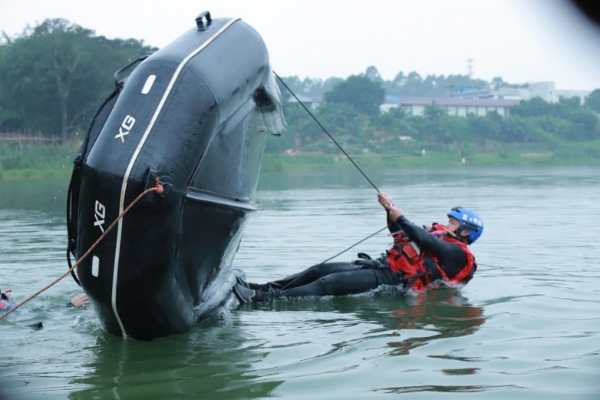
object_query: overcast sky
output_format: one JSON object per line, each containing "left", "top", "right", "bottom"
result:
{"left": 1, "top": 0, "right": 600, "bottom": 90}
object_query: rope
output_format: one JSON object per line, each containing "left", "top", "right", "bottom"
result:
{"left": 0, "top": 178, "right": 164, "bottom": 321}
{"left": 280, "top": 225, "right": 390, "bottom": 291}
{"left": 318, "top": 226, "right": 388, "bottom": 265}
{"left": 274, "top": 72, "right": 380, "bottom": 193}
{"left": 274, "top": 73, "right": 392, "bottom": 265}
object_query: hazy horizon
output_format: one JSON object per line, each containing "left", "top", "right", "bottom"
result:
{"left": 2, "top": 0, "right": 600, "bottom": 91}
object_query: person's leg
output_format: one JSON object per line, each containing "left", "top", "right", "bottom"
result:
{"left": 244, "top": 268, "right": 403, "bottom": 302}
{"left": 250, "top": 262, "right": 362, "bottom": 291}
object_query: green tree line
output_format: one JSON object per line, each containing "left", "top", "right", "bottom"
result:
{"left": 271, "top": 75, "right": 600, "bottom": 161}
{"left": 0, "top": 19, "right": 156, "bottom": 143}
{"left": 2, "top": 18, "right": 600, "bottom": 164}
{"left": 277, "top": 65, "right": 491, "bottom": 97}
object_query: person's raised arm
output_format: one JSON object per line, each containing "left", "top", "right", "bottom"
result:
{"left": 394, "top": 214, "right": 466, "bottom": 272}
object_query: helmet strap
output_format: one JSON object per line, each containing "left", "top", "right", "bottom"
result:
{"left": 457, "top": 230, "right": 471, "bottom": 244}
{"left": 441, "top": 225, "right": 470, "bottom": 244}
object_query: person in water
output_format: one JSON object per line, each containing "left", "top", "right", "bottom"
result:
{"left": 0, "top": 288, "right": 90, "bottom": 312}
{"left": 233, "top": 192, "right": 483, "bottom": 303}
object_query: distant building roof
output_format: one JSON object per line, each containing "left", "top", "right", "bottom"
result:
{"left": 399, "top": 97, "right": 520, "bottom": 107}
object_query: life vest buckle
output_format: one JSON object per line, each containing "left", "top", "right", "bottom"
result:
{"left": 401, "top": 243, "right": 419, "bottom": 262}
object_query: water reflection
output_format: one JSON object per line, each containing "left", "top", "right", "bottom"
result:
{"left": 68, "top": 316, "right": 279, "bottom": 399}
{"left": 65, "top": 288, "right": 485, "bottom": 399}
{"left": 4, "top": 166, "right": 598, "bottom": 398}
{"left": 0, "top": 179, "right": 67, "bottom": 214}
{"left": 247, "top": 289, "right": 483, "bottom": 347}
{"left": 383, "top": 289, "right": 485, "bottom": 357}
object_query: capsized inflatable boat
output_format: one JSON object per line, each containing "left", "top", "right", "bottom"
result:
{"left": 66, "top": 11, "right": 286, "bottom": 340}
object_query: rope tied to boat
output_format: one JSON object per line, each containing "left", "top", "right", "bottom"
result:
{"left": 274, "top": 72, "right": 380, "bottom": 193}
{"left": 275, "top": 73, "right": 388, "bottom": 263}
{"left": 0, "top": 178, "right": 164, "bottom": 321}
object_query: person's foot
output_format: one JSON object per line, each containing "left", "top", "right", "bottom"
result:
{"left": 236, "top": 276, "right": 267, "bottom": 291}
{"left": 236, "top": 276, "right": 250, "bottom": 288}
{"left": 233, "top": 284, "right": 256, "bottom": 303}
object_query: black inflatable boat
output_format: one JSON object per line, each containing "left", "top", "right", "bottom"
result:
{"left": 66, "top": 12, "right": 285, "bottom": 340}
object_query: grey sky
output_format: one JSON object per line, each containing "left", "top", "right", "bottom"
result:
{"left": 1, "top": 0, "right": 599, "bottom": 90}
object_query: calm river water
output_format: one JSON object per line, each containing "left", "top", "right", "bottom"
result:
{"left": 0, "top": 166, "right": 599, "bottom": 399}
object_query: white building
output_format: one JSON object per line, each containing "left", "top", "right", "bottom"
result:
{"left": 286, "top": 94, "right": 323, "bottom": 111}
{"left": 555, "top": 89, "right": 592, "bottom": 104}
{"left": 290, "top": 81, "right": 592, "bottom": 117}
{"left": 449, "top": 81, "right": 591, "bottom": 104}
{"left": 398, "top": 97, "right": 519, "bottom": 118}
{"left": 526, "top": 82, "right": 557, "bottom": 103}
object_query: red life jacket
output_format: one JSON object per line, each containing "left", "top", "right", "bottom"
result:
{"left": 385, "top": 224, "right": 476, "bottom": 292}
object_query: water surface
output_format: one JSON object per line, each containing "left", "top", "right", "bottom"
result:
{"left": 0, "top": 166, "right": 598, "bottom": 399}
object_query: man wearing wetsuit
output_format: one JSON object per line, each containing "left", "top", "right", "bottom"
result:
{"left": 233, "top": 192, "right": 483, "bottom": 303}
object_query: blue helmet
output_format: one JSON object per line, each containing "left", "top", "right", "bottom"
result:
{"left": 447, "top": 207, "right": 483, "bottom": 244}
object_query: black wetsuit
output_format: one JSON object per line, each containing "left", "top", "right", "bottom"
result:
{"left": 255, "top": 214, "right": 468, "bottom": 298}
{"left": 256, "top": 261, "right": 404, "bottom": 298}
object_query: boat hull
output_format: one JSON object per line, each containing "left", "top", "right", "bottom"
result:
{"left": 67, "top": 14, "right": 284, "bottom": 340}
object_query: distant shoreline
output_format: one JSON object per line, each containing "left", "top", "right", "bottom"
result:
{"left": 259, "top": 151, "right": 600, "bottom": 172}
{"left": 1, "top": 150, "right": 599, "bottom": 181}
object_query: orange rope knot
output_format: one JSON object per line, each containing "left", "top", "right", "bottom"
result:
{"left": 154, "top": 177, "right": 164, "bottom": 195}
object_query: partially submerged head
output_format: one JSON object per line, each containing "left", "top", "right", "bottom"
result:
{"left": 446, "top": 207, "right": 484, "bottom": 245}
{"left": 0, "top": 288, "right": 13, "bottom": 312}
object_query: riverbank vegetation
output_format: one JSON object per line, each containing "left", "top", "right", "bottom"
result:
{"left": 1, "top": 18, "right": 600, "bottom": 180}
